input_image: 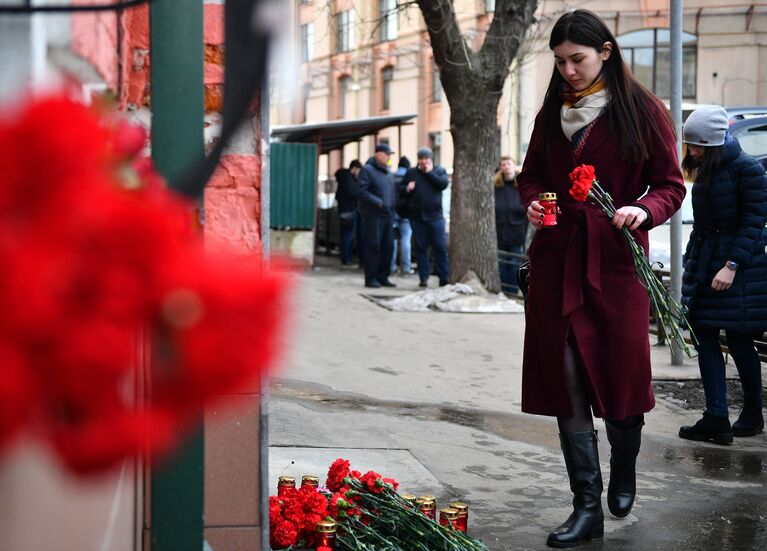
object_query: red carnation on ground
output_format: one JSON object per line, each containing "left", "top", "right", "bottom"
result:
{"left": 568, "top": 164, "right": 596, "bottom": 202}
{"left": 326, "top": 458, "right": 351, "bottom": 491}
{"left": 271, "top": 520, "right": 299, "bottom": 549}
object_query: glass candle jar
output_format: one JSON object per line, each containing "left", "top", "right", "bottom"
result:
{"left": 277, "top": 476, "right": 295, "bottom": 497}
{"left": 538, "top": 192, "right": 558, "bottom": 227}
{"left": 439, "top": 507, "right": 459, "bottom": 529}
{"left": 302, "top": 475, "right": 319, "bottom": 489}
{"left": 315, "top": 520, "right": 337, "bottom": 549}
{"left": 416, "top": 495, "right": 436, "bottom": 519}
{"left": 449, "top": 502, "right": 469, "bottom": 533}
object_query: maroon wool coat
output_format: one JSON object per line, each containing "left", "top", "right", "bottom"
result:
{"left": 517, "top": 102, "right": 686, "bottom": 419}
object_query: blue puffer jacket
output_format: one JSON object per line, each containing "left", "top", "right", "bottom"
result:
{"left": 681, "top": 137, "right": 767, "bottom": 332}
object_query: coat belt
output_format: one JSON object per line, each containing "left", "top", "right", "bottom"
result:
{"left": 562, "top": 203, "right": 604, "bottom": 316}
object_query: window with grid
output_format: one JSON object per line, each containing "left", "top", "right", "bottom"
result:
{"left": 301, "top": 23, "right": 314, "bottom": 62}
{"left": 336, "top": 10, "right": 356, "bottom": 53}
{"left": 618, "top": 29, "right": 697, "bottom": 99}
{"left": 382, "top": 67, "right": 393, "bottom": 111}
{"left": 432, "top": 62, "right": 442, "bottom": 102}
{"left": 338, "top": 76, "right": 350, "bottom": 119}
{"left": 379, "top": 0, "right": 398, "bottom": 42}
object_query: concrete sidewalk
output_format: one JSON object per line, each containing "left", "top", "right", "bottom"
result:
{"left": 269, "top": 263, "right": 766, "bottom": 550}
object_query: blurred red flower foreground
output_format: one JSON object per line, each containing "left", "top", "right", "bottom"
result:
{"left": 0, "top": 96, "right": 288, "bottom": 474}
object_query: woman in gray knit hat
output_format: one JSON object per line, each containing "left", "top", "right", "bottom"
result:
{"left": 679, "top": 104, "right": 767, "bottom": 444}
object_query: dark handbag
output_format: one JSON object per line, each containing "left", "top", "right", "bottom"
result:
{"left": 517, "top": 260, "right": 530, "bottom": 304}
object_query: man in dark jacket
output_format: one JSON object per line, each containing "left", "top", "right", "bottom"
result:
{"left": 335, "top": 159, "right": 362, "bottom": 267}
{"left": 494, "top": 156, "right": 527, "bottom": 294}
{"left": 358, "top": 143, "right": 397, "bottom": 288}
{"left": 401, "top": 147, "right": 449, "bottom": 287}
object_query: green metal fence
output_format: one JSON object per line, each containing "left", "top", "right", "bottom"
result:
{"left": 270, "top": 142, "right": 317, "bottom": 229}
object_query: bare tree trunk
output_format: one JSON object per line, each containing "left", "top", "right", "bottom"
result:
{"left": 416, "top": 0, "right": 538, "bottom": 292}
{"left": 449, "top": 96, "right": 501, "bottom": 290}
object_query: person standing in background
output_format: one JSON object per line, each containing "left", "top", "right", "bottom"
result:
{"left": 401, "top": 147, "right": 450, "bottom": 288}
{"left": 358, "top": 143, "right": 397, "bottom": 288}
{"left": 494, "top": 156, "right": 527, "bottom": 294}
{"left": 391, "top": 156, "right": 414, "bottom": 275}
{"left": 335, "top": 159, "right": 362, "bottom": 267}
{"left": 678, "top": 105, "right": 767, "bottom": 444}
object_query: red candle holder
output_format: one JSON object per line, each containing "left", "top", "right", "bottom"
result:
{"left": 449, "top": 501, "right": 469, "bottom": 533}
{"left": 302, "top": 475, "right": 319, "bottom": 489}
{"left": 439, "top": 508, "right": 459, "bottom": 529}
{"left": 277, "top": 476, "right": 295, "bottom": 497}
{"left": 417, "top": 495, "right": 436, "bottom": 519}
{"left": 315, "top": 520, "right": 337, "bottom": 550}
{"left": 538, "top": 192, "right": 558, "bottom": 227}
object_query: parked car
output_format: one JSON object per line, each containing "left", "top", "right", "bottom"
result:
{"left": 726, "top": 106, "right": 767, "bottom": 124}
{"left": 730, "top": 116, "right": 767, "bottom": 172}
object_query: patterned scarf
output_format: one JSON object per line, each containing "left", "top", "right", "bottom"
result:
{"left": 560, "top": 80, "right": 608, "bottom": 155}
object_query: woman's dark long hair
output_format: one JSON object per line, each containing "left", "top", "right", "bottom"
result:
{"left": 532, "top": 9, "right": 673, "bottom": 163}
{"left": 682, "top": 146, "right": 723, "bottom": 184}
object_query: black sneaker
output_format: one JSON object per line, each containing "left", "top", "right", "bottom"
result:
{"left": 438, "top": 280, "right": 449, "bottom": 287}
{"left": 733, "top": 408, "right": 764, "bottom": 437}
{"left": 379, "top": 280, "right": 397, "bottom": 288}
{"left": 679, "top": 413, "right": 733, "bottom": 445}
{"left": 419, "top": 280, "right": 428, "bottom": 288}
{"left": 365, "top": 280, "right": 381, "bottom": 289}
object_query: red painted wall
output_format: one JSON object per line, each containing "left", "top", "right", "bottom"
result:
{"left": 71, "top": 3, "right": 262, "bottom": 255}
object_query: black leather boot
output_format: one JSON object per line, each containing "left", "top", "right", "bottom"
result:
{"left": 732, "top": 408, "right": 764, "bottom": 437}
{"left": 605, "top": 415, "right": 644, "bottom": 518}
{"left": 547, "top": 430, "right": 604, "bottom": 548}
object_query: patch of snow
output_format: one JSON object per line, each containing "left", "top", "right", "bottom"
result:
{"left": 379, "top": 280, "right": 525, "bottom": 314}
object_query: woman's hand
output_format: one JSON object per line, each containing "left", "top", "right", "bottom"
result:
{"left": 527, "top": 200, "right": 545, "bottom": 230}
{"left": 711, "top": 266, "right": 736, "bottom": 292}
{"left": 612, "top": 206, "right": 647, "bottom": 231}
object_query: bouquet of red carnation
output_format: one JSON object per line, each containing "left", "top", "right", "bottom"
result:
{"left": 322, "top": 458, "right": 487, "bottom": 551}
{"left": 269, "top": 485, "right": 329, "bottom": 549}
{"left": 568, "top": 164, "right": 695, "bottom": 356}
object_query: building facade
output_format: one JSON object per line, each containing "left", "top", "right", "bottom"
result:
{"left": 272, "top": 0, "right": 767, "bottom": 176}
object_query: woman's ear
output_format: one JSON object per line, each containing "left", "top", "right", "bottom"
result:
{"left": 601, "top": 41, "right": 612, "bottom": 60}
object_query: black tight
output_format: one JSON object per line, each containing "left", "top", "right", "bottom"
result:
{"left": 557, "top": 344, "right": 594, "bottom": 433}
{"left": 556, "top": 342, "right": 644, "bottom": 433}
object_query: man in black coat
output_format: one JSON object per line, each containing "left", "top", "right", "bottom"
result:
{"left": 358, "top": 143, "right": 397, "bottom": 288}
{"left": 401, "top": 147, "right": 450, "bottom": 287}
{"left": 335, "top": 159, "right": 362, "bottom": 267}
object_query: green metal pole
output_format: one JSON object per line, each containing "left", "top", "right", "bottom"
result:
{"left": 149, "top": 1, "right": 205, "bottom": 550}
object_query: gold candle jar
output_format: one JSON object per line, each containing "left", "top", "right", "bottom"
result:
{"left": 449, "top": 501, "right": 469, "bottom": 533}
{"left": 439, "top": 507, "right": 459, "bottom": 529}
{"left": 277, "top": 476, "right": 296, "bottom": 496}
{"left": 315, "top": 520, "right": 337, "bottom": 549}
{"left": 416, "top": 495, "right": 437, "bottom": 519}
{"left": 301, "top": 475, "right": 319, "bottom": 488}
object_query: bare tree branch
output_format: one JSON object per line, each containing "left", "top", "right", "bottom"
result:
{"left": 416, "top": 0, "right": 474, "bottom": 82}
{"left": 479, "top": 0, "right": 539, "bottom": 80}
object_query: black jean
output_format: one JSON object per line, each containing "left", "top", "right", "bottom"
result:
{"left": 361, "top": 214, "right": 394, "bottom": 284}
{"left": 693, "top": 325, "right": 764, "bottom": 417}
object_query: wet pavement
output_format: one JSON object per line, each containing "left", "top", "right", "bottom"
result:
{"left": 270, "top": 264, "right": 767, "bottom": 550}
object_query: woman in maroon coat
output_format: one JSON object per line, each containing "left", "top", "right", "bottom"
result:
{"left": 517, "top": 10, "right": 685, "bottom": 548}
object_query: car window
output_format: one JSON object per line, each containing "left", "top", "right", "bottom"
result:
{"left": 733, "top": 124, "right": 767, "bottom": 157}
